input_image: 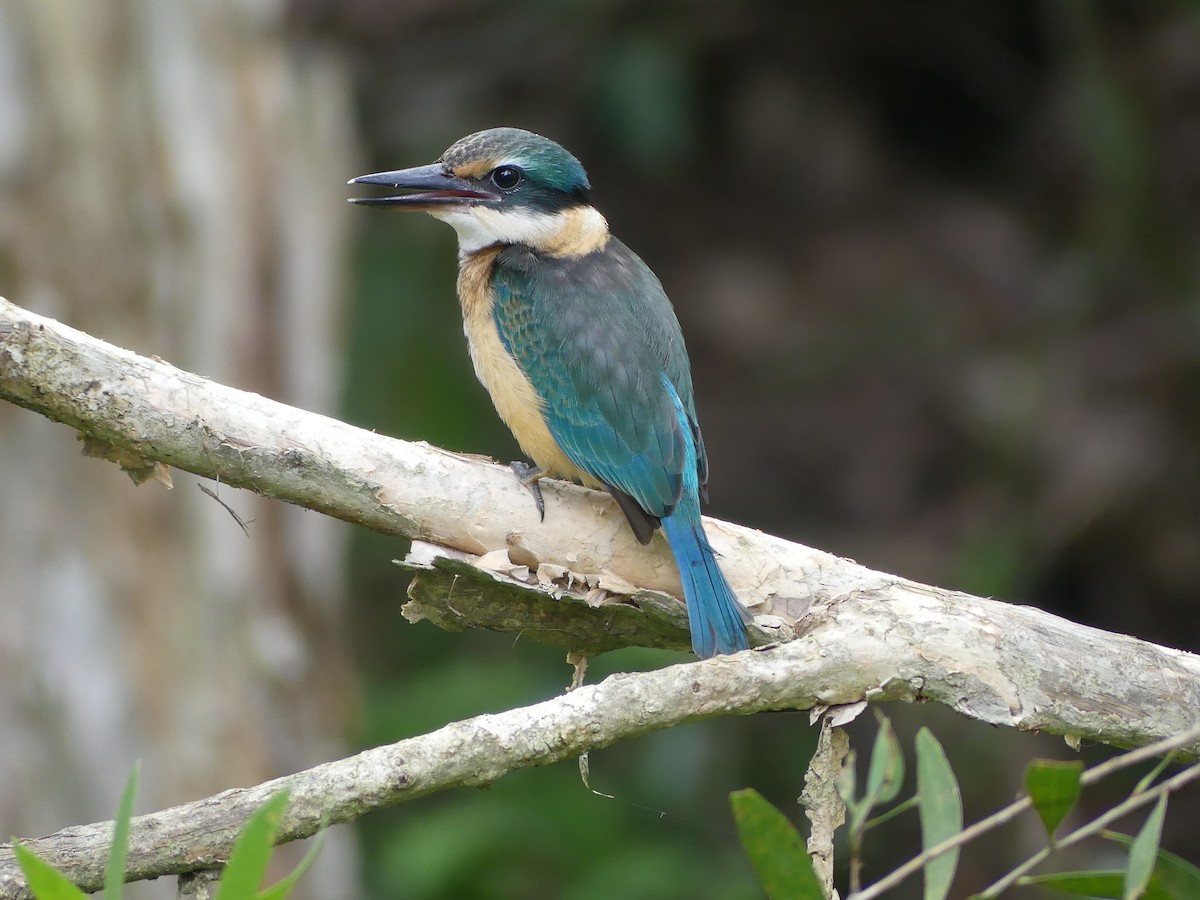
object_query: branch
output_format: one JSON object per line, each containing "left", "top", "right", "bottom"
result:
{"left": 4, "top": 294, "right": 1200, "bottom": 897}
{"left": 0, "top": 645, "right": 851, "bottom": 897}
{"left": 3, "top": 295, "right": 1200, "bottom": 747}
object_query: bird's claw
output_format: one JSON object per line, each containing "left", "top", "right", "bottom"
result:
{"left": 510, "top": 461, "right": 546, "bottom": 522}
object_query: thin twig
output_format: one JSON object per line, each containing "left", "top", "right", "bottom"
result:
{"left": 197, "top": 482, "right": 252, "bottom": 536}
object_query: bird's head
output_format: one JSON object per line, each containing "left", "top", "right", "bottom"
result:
{"left": 350, "top": 127, "right": 608, "bottom": 256}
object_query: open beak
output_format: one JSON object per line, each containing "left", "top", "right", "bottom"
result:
{"left": 348, "top": 163, "right": 499, "bottom": 208}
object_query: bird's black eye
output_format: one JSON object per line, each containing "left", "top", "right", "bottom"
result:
{"left": 490, "top": 166, "right": 523, "bottom": 191}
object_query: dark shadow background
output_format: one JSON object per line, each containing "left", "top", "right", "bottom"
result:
{"left": 295, "top": 0, "right": 1200, "bottom": 896}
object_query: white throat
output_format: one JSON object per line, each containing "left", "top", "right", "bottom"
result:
{"left": 431, "top": 204, "right": 609, "bottom": 257}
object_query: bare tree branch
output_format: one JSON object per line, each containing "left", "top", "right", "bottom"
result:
{"left": 3, "top": 294, "right": 1200, "bottom": 895}
{"left": 0, "top": 645, "right": 840, "bottom": 897}
{"left": 0, "top": 295, "right": 835, "bottom": 606}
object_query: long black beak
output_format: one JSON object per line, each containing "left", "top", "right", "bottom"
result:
{"left": 348, "top": 163, "right": 498, "bottom": 207}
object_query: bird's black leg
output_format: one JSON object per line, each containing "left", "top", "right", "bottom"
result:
{"left": 509, "top": 460, "right": 546, "bottom": 521}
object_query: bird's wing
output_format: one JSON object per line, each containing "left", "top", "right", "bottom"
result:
{"left": 492, "top": 240, "right": 698, "bottom": 519}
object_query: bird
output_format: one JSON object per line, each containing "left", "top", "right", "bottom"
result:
{"left": 350, "top": 127, "right": 750, "bottom": 658}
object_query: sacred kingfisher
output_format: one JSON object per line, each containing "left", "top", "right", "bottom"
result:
{"left": 350, "top": 127, "right": 750, "bottom": 658}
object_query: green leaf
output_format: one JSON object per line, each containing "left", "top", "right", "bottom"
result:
{"left": 1019, "top": 870, "right": 1125, "bottom": 897}
{"left": 847, "top": 715, "right": 906, "bottom": 840}
{"left": 1125, "top": 795, "right": 1167, "bottom": 900}
{"left": 1020, "top": 868, "right": 1183, "bottom": 900}
{"left": 730, "top": 789, "right": 825, "bottom": 900}
{"left": 836, "top": 749, "right": 857, "bottom": 807}
{"left": 105, "top": 762, "right": 140, "bottom": 900}
{"left": 213, "top": 791, "right": 291, "bottom": 900}
{"left": 866, "top": 712, "right": 905, "bottom": 807}
{"left": 916, "top": 728, "right": 962, "bottom": 900}
{"left": 837, "top": 749, "right": 865, "bottom": 843}
{"left": 256, "top": 825, "right": 327, "bottom": 900}
{"left": 13, "top": 844, "right": 88, "bottom": 900}
{"left": 1025, "top": 758, "right": 1083, "bottom": 840}
{"left": 1104, "top": 831, "right": 1200, "bottom": 898}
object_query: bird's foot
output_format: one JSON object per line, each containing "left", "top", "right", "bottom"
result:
{"left": 510, "top": 460, "right": 546, "bottom": 522}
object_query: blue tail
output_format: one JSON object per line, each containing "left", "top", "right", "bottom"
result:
{"left": 662, "top": 506, "right": 751, "bottom": 658}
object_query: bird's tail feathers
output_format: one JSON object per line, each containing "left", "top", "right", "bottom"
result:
{"left": 662, "top": 513, "right": 751, "bottom": 658}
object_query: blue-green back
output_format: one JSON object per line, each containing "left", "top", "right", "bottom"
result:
{"left": 492, "top": 238, "right": 706, "bottom": 518}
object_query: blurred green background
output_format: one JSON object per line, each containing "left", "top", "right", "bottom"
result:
{"left": 2, "top": 0, "right": 1199, "bottom": 897}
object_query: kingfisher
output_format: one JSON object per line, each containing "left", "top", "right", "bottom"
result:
{"left": 350, "top": 127, "right": 750, "bottom": 658}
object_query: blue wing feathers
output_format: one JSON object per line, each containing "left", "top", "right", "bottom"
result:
{"left": 493, "top": 239, "right": 692, "bottom": 517}
{"left": 491, "top": 239, "right": 747, "bottom": 656}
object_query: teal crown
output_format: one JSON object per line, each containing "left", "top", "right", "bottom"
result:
{"left": 442, "top": 127, "right": 591, "bottom": 201}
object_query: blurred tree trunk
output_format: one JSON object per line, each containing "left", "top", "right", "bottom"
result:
{"left": 0, "top": 2, "right": 358, "bottom": 895}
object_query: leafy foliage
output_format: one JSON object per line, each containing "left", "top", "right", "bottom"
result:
{"left": 915, "top": 728, "right": 962, "bottom": 900}
{"left": 1104, "top": 832, "right": 1200, "bottom": 899}
{"left": 1025, "top": 759, "right": 1084, "bottom": 841}
{"left": 838, "top": 710, "right": 908, "bottom": 891}
{"left": 740, "top": 714, "right": 967, "bottom": 898}
{"left": 730, "top": 789, "right": 824, "bottom": 900}
{"left": 13, "top": 846, "right": 86, "bottom": 900}
{"left": 15, "top": 769, "right": 318, "bottom": 900}
{"left": 104, "top": 763, "right": 139, "bottom": 898}
{"left": 213, "top": 791, "right": 292, "bottom": 900}
{"left": 1125, "top": 795, "right": 1168, "bottom": 900}
{"left": 731, "top": 717, "right": 1200, "bottom": 900}
{"left": 1018, "top": 826, "right": 1200, "bottom": 900}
